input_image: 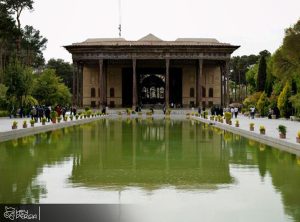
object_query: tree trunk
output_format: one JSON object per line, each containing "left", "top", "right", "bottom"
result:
{"left": 238, "top": 71, "right": 241, "bottom": 102}
{"left": 16, "top": 12, "right": 21, "bottom": 54}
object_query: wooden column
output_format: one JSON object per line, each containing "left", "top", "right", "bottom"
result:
{"left": 79, "top": 64, "right": 84, "bottom": 107}
{"left": 221, "top": 62, "right": 228, "bottom": 107}
{"left": 225, "top": 60, "right": 230, "bottom": 106}
{"left": 196, "top": 59, "right": 203, "bottom": 107}
{"left": 132, "top": 59, "right": 137, "bottom": 109}
{"left": 99, "top": 59, "right": 104, "bottom": 108}
{"left": 103, "top": 61, "right": 107, "bottom": 106}
{"left": 165, "top": 59, "right": 170, "bottom": 108}
{"left": 220, "top": 63, "right": 224, "bottom": 107}
{"left": 76, "top": 62, "right": 80, "bottom": 106}
{"left": 72, "top": 61, "right": 76, "bottom": 106}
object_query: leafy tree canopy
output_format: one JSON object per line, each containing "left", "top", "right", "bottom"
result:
{"left": 273, "top": 20, "right": 300, "bottom": 84}
{"left": 32, "top": 69, "right": 71, "bottom": 106}
{"left": 46, "top": 59, "right": 73, "bottom": 91}
{"left": 1, "top": 0, "right": 34, "bottom": 29}
{"left": 3, "top": 60, "right": 33, "bottom": 105}
{"left": 21, "top": 25, "right": 47, "bottom": 67}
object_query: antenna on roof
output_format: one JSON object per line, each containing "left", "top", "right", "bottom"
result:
{"left": 118, "top": 0, "right": 122, "bottom": 37}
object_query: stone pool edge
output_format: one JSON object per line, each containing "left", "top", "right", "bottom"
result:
{"left": 191, "top": 116, "right": 300, "bottom": 155}
{"left": 0, "top": 116, "right": 108, "bottom": 143}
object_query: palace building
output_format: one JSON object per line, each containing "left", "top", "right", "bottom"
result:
{"left": 64, "top": 34, "right": 239, "bottom": 108}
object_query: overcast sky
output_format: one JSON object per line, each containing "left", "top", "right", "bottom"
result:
{"left": 21, "top": 0, "right": 300, "bottom": 63}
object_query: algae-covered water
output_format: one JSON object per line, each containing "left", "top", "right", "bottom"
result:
{"left": 0, "top": 118, "right": 300, "bottom": 221}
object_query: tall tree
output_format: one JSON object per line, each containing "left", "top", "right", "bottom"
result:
{"left": 259, "top": 50, "right": 271, "bottom": 58}
{"left": 273, "top": 19, "right": 300, "bottom": 83}
{"left": 21, "top": 25, "right": 47, "bottom": 67}
{"left": 2, "top": 0, "right": 33, "bottom": 31}
{"left": 46, "top": 59, "right": 73, "bottom": 91}
{"left": 230, "top": 54, "right": 260, "bottom": 101}
{"left": 3, "top": 59, "right": 33, "bottom": 107}
{"left": 1, "top": 0, "right": 34, "bottom": 51}
{"left": 282, "top": 19, "right": 300, "bottom": 69}
{"left": 264, "top": 57, "right": 274, "bottom": 96}
{"left": 0, "top": 3, "right": 18, "bottom": 81}
{"left": 246, "top": 64, "right": 258, "bottom": 93}
{"left": 256, "top": 55, "right": 267, "bottom": 92}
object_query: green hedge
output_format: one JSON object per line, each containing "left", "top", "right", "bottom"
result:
{"left": 0, "top": 110, "right": 9, "bottom": 117}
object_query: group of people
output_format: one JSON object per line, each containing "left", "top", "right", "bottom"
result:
{"left": 29, "top": 105, "right": 77, "bottom": 122}
{"left": 197, "top": 106, "right": 240, "bottom": 118}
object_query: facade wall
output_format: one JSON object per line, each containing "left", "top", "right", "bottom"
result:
{"left": 107, "top": 64, "right": 122, "bottom": 107}
{"left": 202, "top": 64, "right": 221, "bottom": 107}
{"left": 81, "top": 61, "right": 222, "bottom": 108}
{"left": 182, "top": 65, "right": 197, "bottom": 107}
{"left": 82, "top": 65, "right": 99, "bottom": 107}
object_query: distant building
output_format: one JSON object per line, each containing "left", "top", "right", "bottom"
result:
{"left": 64, "top": 34, "right": 239, "bottom": 108}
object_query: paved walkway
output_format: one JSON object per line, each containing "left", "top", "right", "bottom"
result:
{"left": 0, "top": 115, "right": 108, "bottom": 142}
{"left": 191, "top": 114, "right": 300, "bottom": 154}
{"left": 227, "top": 115, "right": 300, "bottom": 145}
{"left": 0, "top": 117, "right": 36, "bottom": 132}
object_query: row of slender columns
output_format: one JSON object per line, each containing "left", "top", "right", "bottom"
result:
{"left": 72, "top": 62, "right": 76, "bottom": 105}
{"left": 220, "top": 60, "right": 230, "bottom": 107}
{"left": 196, "top": 59, "right": 203, "bottom": 107}
{"left": 73, "top": 59, "right": 230, "bottom": 108}
{"left": 73, "top": 62, "right": 83, "bottom": 107}
{"left": 99, "top": 59, "right": 104, "bottom": 108}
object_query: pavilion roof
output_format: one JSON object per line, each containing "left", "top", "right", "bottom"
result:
{"left": 67, "top": 33, "right": 238, "bottom": 48}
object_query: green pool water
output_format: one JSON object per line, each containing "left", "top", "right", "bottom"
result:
{"left": 1, "top": 118, "right": 300, "bottom": 221}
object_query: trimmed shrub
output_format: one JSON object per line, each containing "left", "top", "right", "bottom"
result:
{"left": 0, "top": 110, "right": 9, "bottom": 117}
{"left": 256, "top": 92, "right": 269, "bottom": 116}
{"left": 278, "top": 82, "right": 292, "bottom": 118}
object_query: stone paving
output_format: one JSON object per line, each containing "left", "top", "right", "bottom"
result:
{"left": 190, "top": 114, "right": 300, "bottom": 154}
{"left": 1, "top": 112, "right": 300, "bottom": 149}
{"left": 223, "top": 115, "right": 300, "bottom": 145}
{"left": 0, "top": 115, "right": 108, "bottom": 143}
{"left": 0, "top": 117, "right": 34, "bottom": 132}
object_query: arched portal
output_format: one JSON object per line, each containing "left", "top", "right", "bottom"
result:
{"left": 140, "top": 74, "right": 165, "bottom": 105}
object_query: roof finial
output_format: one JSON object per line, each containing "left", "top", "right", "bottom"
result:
{"left": 118, "top": 0, "right": 122, "bottom": 37}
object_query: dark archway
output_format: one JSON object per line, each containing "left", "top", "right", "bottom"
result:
{"left": 140, "top": 74, "right": 165, "bottom": 105}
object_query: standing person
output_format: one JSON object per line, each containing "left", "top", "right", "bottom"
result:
{"left": 19, "top": 107, "right": 24, "bottom": 118}
{"left": 102, "top": 107, "right": 106, "bottom": 114}
{"left": 38, "top": 106, "right": 44, "bottom": 122}
{"left": 198, "top": 106, "right": 201, "bottom": 115}
{"left": 211, "top": 106, "right": 215, "bottom": 116}
{"left": 45, "top": 106, "right": 51, "bottom": 122}
{"left": 31, "top": 106, "right": 37, "bottom": 121}
{"left": 62, "top": 107, "right": 66, "bottom": 119}
{"left": 230, "top": 107, "right": 235, "bottom": 118}
{"left": 73, "top": 106, "right": 77, "bottom": 116}
{"left": 234, "top": 107, "right": 239, "bottom": 119}
{"left": 163, "top": 104, "right": 166, "bottom": 114}
{"left": 250, "top": 106, "right": 255, "bottom": 119}
{"left": 56, "top": 105, "right": 62, "bottom": 117}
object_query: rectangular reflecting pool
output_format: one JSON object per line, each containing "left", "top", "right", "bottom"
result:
{"left": 0, "top": 118, "right": 300, "bottom": 221}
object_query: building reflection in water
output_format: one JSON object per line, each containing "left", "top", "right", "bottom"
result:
{"left": 71, "top": 119, "right": 232, "bottom": 189}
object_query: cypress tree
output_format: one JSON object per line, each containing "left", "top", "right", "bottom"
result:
{"left": 256, "top": 56, "right": 267, "bottom": 92}
{"left": 264, "top": 70, "right": 273, "bottom": 96}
